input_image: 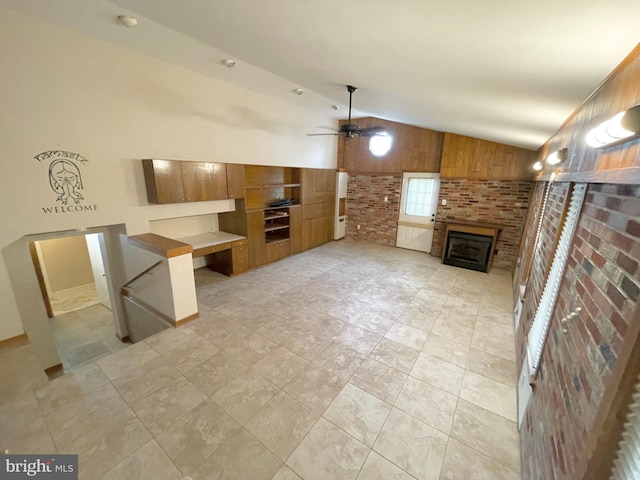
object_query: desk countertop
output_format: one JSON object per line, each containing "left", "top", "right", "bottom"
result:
{"left": 175, "top": 231, "right": 246, "bottom": 249}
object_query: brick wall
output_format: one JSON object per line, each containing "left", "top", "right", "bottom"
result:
{"left": 517, "top": 183, "right": 571, "bottom": 352}
{"left": 345, "top": 174, "right": 402, "bottom": 246}
{"left": 518, "top": 183, "right": 640, "bottom": 479}
{"left": 432, "top": 179, "right": 533, "bottom": 271}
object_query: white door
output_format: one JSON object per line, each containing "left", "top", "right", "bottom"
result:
{"left": 85, "top": 233, "right": 112, "bottom": 309}
{"left": 396, "top": 172, "right": 440, "bottom": 252}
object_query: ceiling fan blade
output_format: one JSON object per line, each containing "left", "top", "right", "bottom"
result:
{"left": 358, "top": 126, "right": 386, "bottom": 137}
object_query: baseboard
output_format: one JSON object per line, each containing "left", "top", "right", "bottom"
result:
{"left": 44, "top": 363, "right": 64, "bottom": 380}
{"left": 0, "top": 333, "right": 29, "bottom": 350}
{"left": 176, "top": 312, "right": 200, "bottom": 327}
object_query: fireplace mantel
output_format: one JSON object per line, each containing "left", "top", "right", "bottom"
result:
{"left": 442, "top": 220, "right": 503, "bottom": 272}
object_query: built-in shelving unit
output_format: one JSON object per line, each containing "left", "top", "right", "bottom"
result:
{"left": 243, "top": 165, "right": 301, "bottom": 210}
{"left": 264, "top": 207, "right": 291, "bottom": 244}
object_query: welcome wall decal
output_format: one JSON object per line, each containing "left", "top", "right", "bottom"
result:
{"left": 35, "top": 150, "right": 98, "bottom": 214}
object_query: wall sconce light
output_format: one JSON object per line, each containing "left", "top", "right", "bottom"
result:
{"left": 586, "top": 104, "right": 640, "bottom": 148}
{"left": 546, "top": 148, "right": 568, "bottom": 165}
{"left": 533, "top": 161, "right": 543, "bottom": 171}
{"left": 117, "top": 15, "right": 138, "bottom": 28}
{"left": 369, "top": 132, "right": 393, "bottom": 156}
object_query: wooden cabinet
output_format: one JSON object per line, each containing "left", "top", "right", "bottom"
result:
{"left": 265, "top": 239, "right": 290, "bottom": 263}
{"left": 263, "top": 206, "right": 296, "bottom": 263}
{"left": 244, "top": 165, "right": 301, "bottom": 210}
{"left": 302, "top": 216, "right": 333, "bottom": 251}
{"left": 226, "top": 163, "right": 245, "bottom": 199}
{"left": 143, "top": 159, "right": 185, "bottom": 203}
{"left": 246, "top": 210, "right": 267, "bottom": 268}
{"left": 302, "top": 168, "right": 336, "bottom": 204}
{"left": 301, "top": 168, "right": 335, "bottom": 251}
{"left": 143, "top": 159, "right": 243, "bottom": 204}
{"left": 231, "top": 243, "right": 249, "bottom": 274}
{"left": 220, "top": 165, "right": 336, "bottom": 268}
{"left": 289, "top": 205, "right": 302, "bottom": 254}
{"left": 181, "top": 161, "right": 228, "bottom": 201}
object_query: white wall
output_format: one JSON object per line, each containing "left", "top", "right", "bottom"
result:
{"left": 0, "top": 8, "right": 337, "bottom": 341}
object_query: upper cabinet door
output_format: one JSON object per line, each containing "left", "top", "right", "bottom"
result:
{"left": 226, "top": 163, "right": 245, "bottom": 199}
{"left": 181, "top": 162, "right": 228, "bottom": 201}
{"left": 143, "top": 159, "right": 186, "bottom": 203}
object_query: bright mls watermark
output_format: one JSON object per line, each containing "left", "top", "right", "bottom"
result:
{"left": 1, "top": 455, "right": 77, "bottom": 479}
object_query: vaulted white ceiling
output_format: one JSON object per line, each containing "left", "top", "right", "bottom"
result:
{"left": 5, "top": 0, "right": 640, "bottom": 150}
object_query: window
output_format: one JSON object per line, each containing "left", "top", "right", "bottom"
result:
{"left": 404, "top": 178, "right": 436, "bottom": 217}
{"left": 526, "top": 183, "right": 586, "bottom": 376}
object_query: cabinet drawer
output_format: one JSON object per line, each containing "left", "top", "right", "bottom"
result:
{"left": 231, "top": 238, "right": 248, "bottom": 248}
{"left": 192, "top": 241, "right": 232, "bottom": 257}
{"left": 232, "top": 245, "right": 249, "bottom": 274}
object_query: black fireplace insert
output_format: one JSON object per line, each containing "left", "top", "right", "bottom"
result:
{"left": 443, "top": 231, "right": 494, "bottom": 273}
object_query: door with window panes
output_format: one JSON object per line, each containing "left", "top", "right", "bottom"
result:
{"left": 396, "top": 172, "right": 440, "bottom": 252}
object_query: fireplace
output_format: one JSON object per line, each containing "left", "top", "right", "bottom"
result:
{"left": 442, "top": 221, "right": 502, "bottom": 273}
{"left": 444, "top": 232, "right": 493, "bottom": 272}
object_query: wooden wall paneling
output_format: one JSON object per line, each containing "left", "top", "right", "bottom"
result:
{"left": 440, "top": 133, "right": 536, "bottom": 180}
{"left": 338, "top": 117, "right": 443, "bottom": 174}
{"left": 536, "top": 45, "right": 640, "bottom": 183}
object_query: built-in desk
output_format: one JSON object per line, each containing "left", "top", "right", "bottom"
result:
{"left": 176, "top": 231, "right": 249, "bottom": 276}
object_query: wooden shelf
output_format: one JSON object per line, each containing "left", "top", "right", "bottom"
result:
{"left": 264, "top": 212, "right": 289, "bottom": 221}
{"left": 264, "top": 224, "right": 290, "bottom": 233}
{"left": 264, "top": 203, "right": 298, "bottom": 209}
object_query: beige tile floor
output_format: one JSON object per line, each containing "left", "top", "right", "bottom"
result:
{"left": 51, "top": 303, "right": 128, "bottom": 370}
{"left": 0, "top": 239, "right": 520, "bottom": 479}
{"left": 50, "top": 283, "right": 100, "bottom": 316}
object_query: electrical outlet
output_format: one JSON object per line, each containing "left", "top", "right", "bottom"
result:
{"left": 441, "top": 199, "right": 447, "bottom": 206}
{"left": 384, "top": 196, "right": 388, "bottom": 202}
{"left": 357, "top": 224, "right": 361, "bottom": 230}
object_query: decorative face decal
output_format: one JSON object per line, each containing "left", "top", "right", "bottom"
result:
{"left": 35, "top": 150, "right": 98, "bottom": 214}
{"left": 49, "top": 159, "right": 83, "bottom": 205}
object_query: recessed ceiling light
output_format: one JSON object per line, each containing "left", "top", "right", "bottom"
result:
{"left": 294, "top": 88, "right": 304, "bottom": 96}
{"left": 221, "top": 59, "right": 236, "bottom": 68}
{"left": 117, "top": 15, "right": 138, "bottom": 28}
{"left": 332, "top": 105, "right": 340, "bottom": 110}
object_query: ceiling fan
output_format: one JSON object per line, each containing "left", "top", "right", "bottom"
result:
{"left": 307, "top": 85, "right": 385, "bottom": 138}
